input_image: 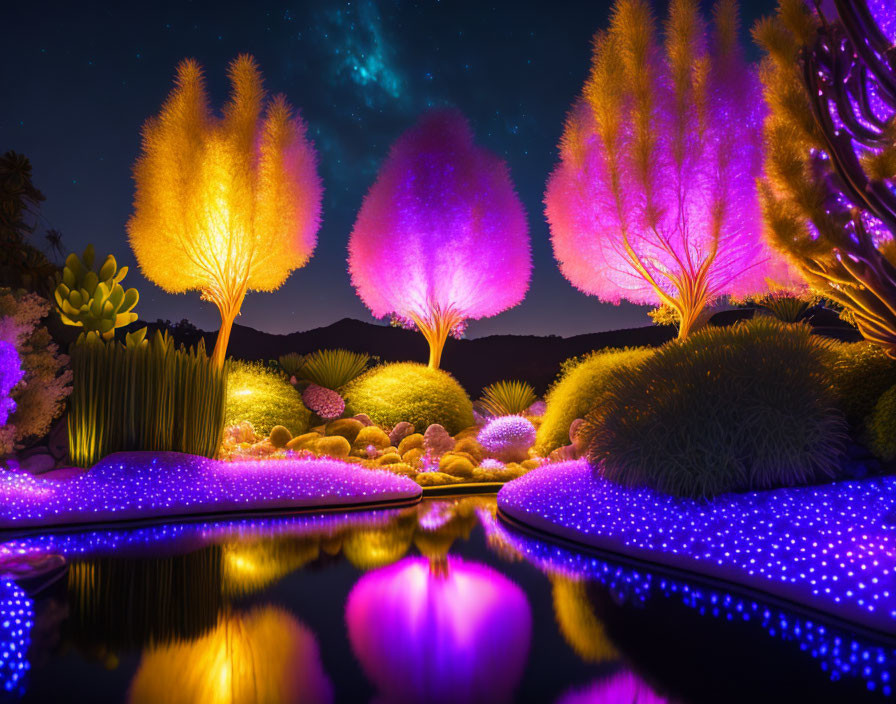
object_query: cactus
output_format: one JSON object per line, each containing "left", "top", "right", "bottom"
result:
{"left": 54, "top": 244, "right": 139, "bottom": 341}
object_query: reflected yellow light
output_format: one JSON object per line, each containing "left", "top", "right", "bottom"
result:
{"left": 128, "top": 606, "right": 332, "bottom": 704}
{"left": 551, "top": 574, "right": 619, "bottom": 663}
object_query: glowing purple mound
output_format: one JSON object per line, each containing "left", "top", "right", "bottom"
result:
{"left": 498, "top": 461, "right": 896, "bottom": 634}
{"left": 0, "top": 452, "right": 421, "bottom": 530}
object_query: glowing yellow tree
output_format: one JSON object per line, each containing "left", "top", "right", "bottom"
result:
{"left": 128, "top": 55, "right": 323, "bottom": 368}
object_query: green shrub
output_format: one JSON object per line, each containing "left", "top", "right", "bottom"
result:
{"left": 536, "top": 347, "right": 655, "bottom": 455}
{"left": 868, "top": 383, "right": 896, "bottom": 461}
{"left": 580, "top": 318, "right": 847, "bottom": 498}
{"left": 224, "top": 360, "right": 311, "bottom": 438}
{"left": 343, "top": 362, "right": 474, "bottom": 434}
{"left": 823, "top": 341, "right": 896, "bottom": 428}
{"left": 299, "top": 348, "right": 370, "bottom": 390}
{"left": 479, "top": 380, "right": 537, "bottom": 417}
{"left": 68, "top": 331, "right": 227, "bottom": 467}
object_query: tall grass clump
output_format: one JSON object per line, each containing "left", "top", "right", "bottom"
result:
{"left": 224, "top": 360, "right": 311, "bottom": 437}
{"left": 580, "top": 319, "right": 847, "bottom": 499}
{"left": 298, "top": 348, "right": 370, "bottom": 390}
{"left": 343, "top": 362, "right": 473, "bottom": 434}
{"left": 479, "top": 380, "right": 537, "bottom": 417}
{"left": 68, "top": 331, "right": 227, "bottom": 467}
{"left": 277, "top": 353, "right": 305, "bottom": 379}
{"left": 536, "top": 348, "right": 655, "bottom": 455}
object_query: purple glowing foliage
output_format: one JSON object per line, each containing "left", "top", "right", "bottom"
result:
{"left": 0, "top": 452, "right": 421, "bottom": 529}
{"left": 0, "top": 579, "right": 31, "bottom": 696}
{"left": 301, "top": 383, "right": 345, "bottom": 420}
{"left": 0, "top": 340, "right": 23, "bottom": 427}
{"left": 477, "top": 415, "right": 536, "bottom": 463}
{"left": 544, "top": 7, "right": 798, "bottom": 313}
{"left": 488, "top": 515, "right": 896, "bottom": 697}
{"left": 498, "top": 460, "right": 896, "bottom": 636}
{"left": 348, "top": 109, "right": 531, "bottom": 329}
{"left": 345, "top": 556, "right": 532, "bottom": 704}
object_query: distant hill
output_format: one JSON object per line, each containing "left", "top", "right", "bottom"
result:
{"left": 128, "top": 306, "right": 860, "bottom": 396}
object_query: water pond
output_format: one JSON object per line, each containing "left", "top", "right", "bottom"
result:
{"left": 2, "top": 497, "right": 893, "bottom": 703}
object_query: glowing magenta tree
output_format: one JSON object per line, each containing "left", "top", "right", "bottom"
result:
{"left": 348, "top": 110, "right": 531, "bottom": 369}
{"left": 128, "top": 55, "right": 323, "bottom": 368}
{"left": 545, "top": 0, "right": 797, "bottom": 338}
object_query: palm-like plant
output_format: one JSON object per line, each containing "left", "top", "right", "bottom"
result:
{"left": 478, "top": 380, "right": 537, "bottom": 417}
{"left": 298, "top": 349, "right": 370, "bottom": 390}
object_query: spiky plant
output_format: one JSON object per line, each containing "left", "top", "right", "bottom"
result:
{"left": 580, "top": 318, "right": 847, "bottom": 498}
{"left": 298, "top": 348, "right": 369, "bottom": 390}
{"left": 277, "top": 352, "right": 305, "bottom": 379}
{"left": 478, "top": 380, "right": 537, "bottom": 417}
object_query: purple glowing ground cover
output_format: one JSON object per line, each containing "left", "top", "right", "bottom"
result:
{"left": 498, "top": 460, "right": 896, "bottom": 635}
{"left": 0, "top": 451, "right": 422, "bottom": 530}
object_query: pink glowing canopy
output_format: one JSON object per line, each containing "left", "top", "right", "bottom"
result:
{"left": 348, "top": 110, "right": 531, "bottom": 326}
{"left": 544, "top": 6, "right": 798, "bottom": 307}
{"left": 345, "top": 556, "right": 532, "bottom": 704}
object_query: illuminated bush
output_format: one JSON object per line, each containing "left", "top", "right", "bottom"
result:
{"left": 536, "top": 348, "right": 654, "bottom": 455}
{"left": 478, "top": 380, "right": 537, "bottom": 418}
{"left": 301, "top": 383, "right": 345, "bottom": 420}
{"left": 343, "top": 362, "right": 474, "bottom": 435}
{"left": 580, "top": 319, "right": 847, "bottom": 498}
{"left": 224, "top": 360, "right": 311, "bottom": 438}
{"left": 869, "top": 384, "right": 896, "bottom": 462}
{"left": 822, "top": 342, "right": 896, "bottom": 428}
{"left": 0, "top": 288, "right": 71, "bottom": 455}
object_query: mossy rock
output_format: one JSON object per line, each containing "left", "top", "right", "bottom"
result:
{"left": 402, "top": 447, "right": 425, "bottom": 467}
{"left": 454, "top": 426, "right": 480, "bottom": 441}
{"left": 439, "top": 455, "right": 475, "bottom": 478}
{"left": 326, "top": 418, "right": 365, "bottom": 444}
{"left": 343, "top": 362, "right": 474, "bottom": 435}
{"left": 314, "top": 435, "right": 351, "bottom": 459}
{"left": 414, "top": 472, "right": 463, "bottom": 487}
{"left": 353, "top": 425, "right": 391, "bottom": 451}
{"left": 377, "top": 452, "right": 403, "bottom": 466}
{"left": 397, "top": 433, "right": 425, "bottom": 455}
{"left": 269, "top": 425, "right": 292, "bottom": 448}
{"left": 453, "top": 437, "right": 484, "bottom": 464}
{"left": 385, "top": 463, "right": 417, "bottom": 477}
{"left": 521, "top": 458, "right": 542, "bottom": 470}
{"left": 286, "top": 432, "right": 321, "bottom": 451}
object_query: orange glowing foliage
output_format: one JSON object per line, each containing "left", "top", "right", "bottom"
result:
{"left": 128, "top": 55, "right": 323, "bottom": 367}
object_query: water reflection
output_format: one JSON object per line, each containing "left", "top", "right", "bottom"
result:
{"left": 128, "top": 606, "right": 332, "bottom": 704}
{"left": 555, "top": 671, "right": 670, "bottom": 704}
{"left": 0, "top": 497, "right": 893, "bottom": 701}
{"left": 346, "top": 556, "right": 532, "bottom": 704}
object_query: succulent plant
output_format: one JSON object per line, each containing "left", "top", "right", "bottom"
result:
{"left": 54, "top": 244, "right": 139, "bottom": 341}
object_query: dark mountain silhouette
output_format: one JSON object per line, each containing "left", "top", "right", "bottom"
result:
{"left": 127, "top": 306, "right": 860, "bottom": 396}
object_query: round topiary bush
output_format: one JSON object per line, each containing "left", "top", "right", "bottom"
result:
{"left": 224, "top": 360, "right": 311, "bottom": 438}
{"left": 868, "top": 383, "right": 896, "bottom": 462}
{"left": 342, "top": 363, "right": 474, "bottom": 435}
{"left": 536, "top": 347, "right": 655, "bottom": 455}
{"left": 822, "top": 342, "right": 896, "bottom": 428}
{"left": 580, "top": 318, "right": 848, "bottom": 498}
{"left": 477, "top": 415, "right": 536, "bottom": 463}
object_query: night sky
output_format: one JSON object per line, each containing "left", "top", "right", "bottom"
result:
{"left": 3, "top": 0, "right": 777, "bottom": 339}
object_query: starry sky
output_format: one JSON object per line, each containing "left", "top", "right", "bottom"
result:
{"left": 3, "top": 0, "right": 777, "bottom": 339}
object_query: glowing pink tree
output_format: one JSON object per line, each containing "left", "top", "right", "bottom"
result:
{"left": 348, "top": 110, "right": 531, "bottom": 368}
{"left": 545, "top": 0, "right": 797, "bottom": 338}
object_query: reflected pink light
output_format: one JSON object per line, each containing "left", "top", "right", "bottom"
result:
{"left": 556, "top": 670, "right": 671, "bottom": 704}
{"left": 346, "top": 556, "right": 532, "bottom": 704}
